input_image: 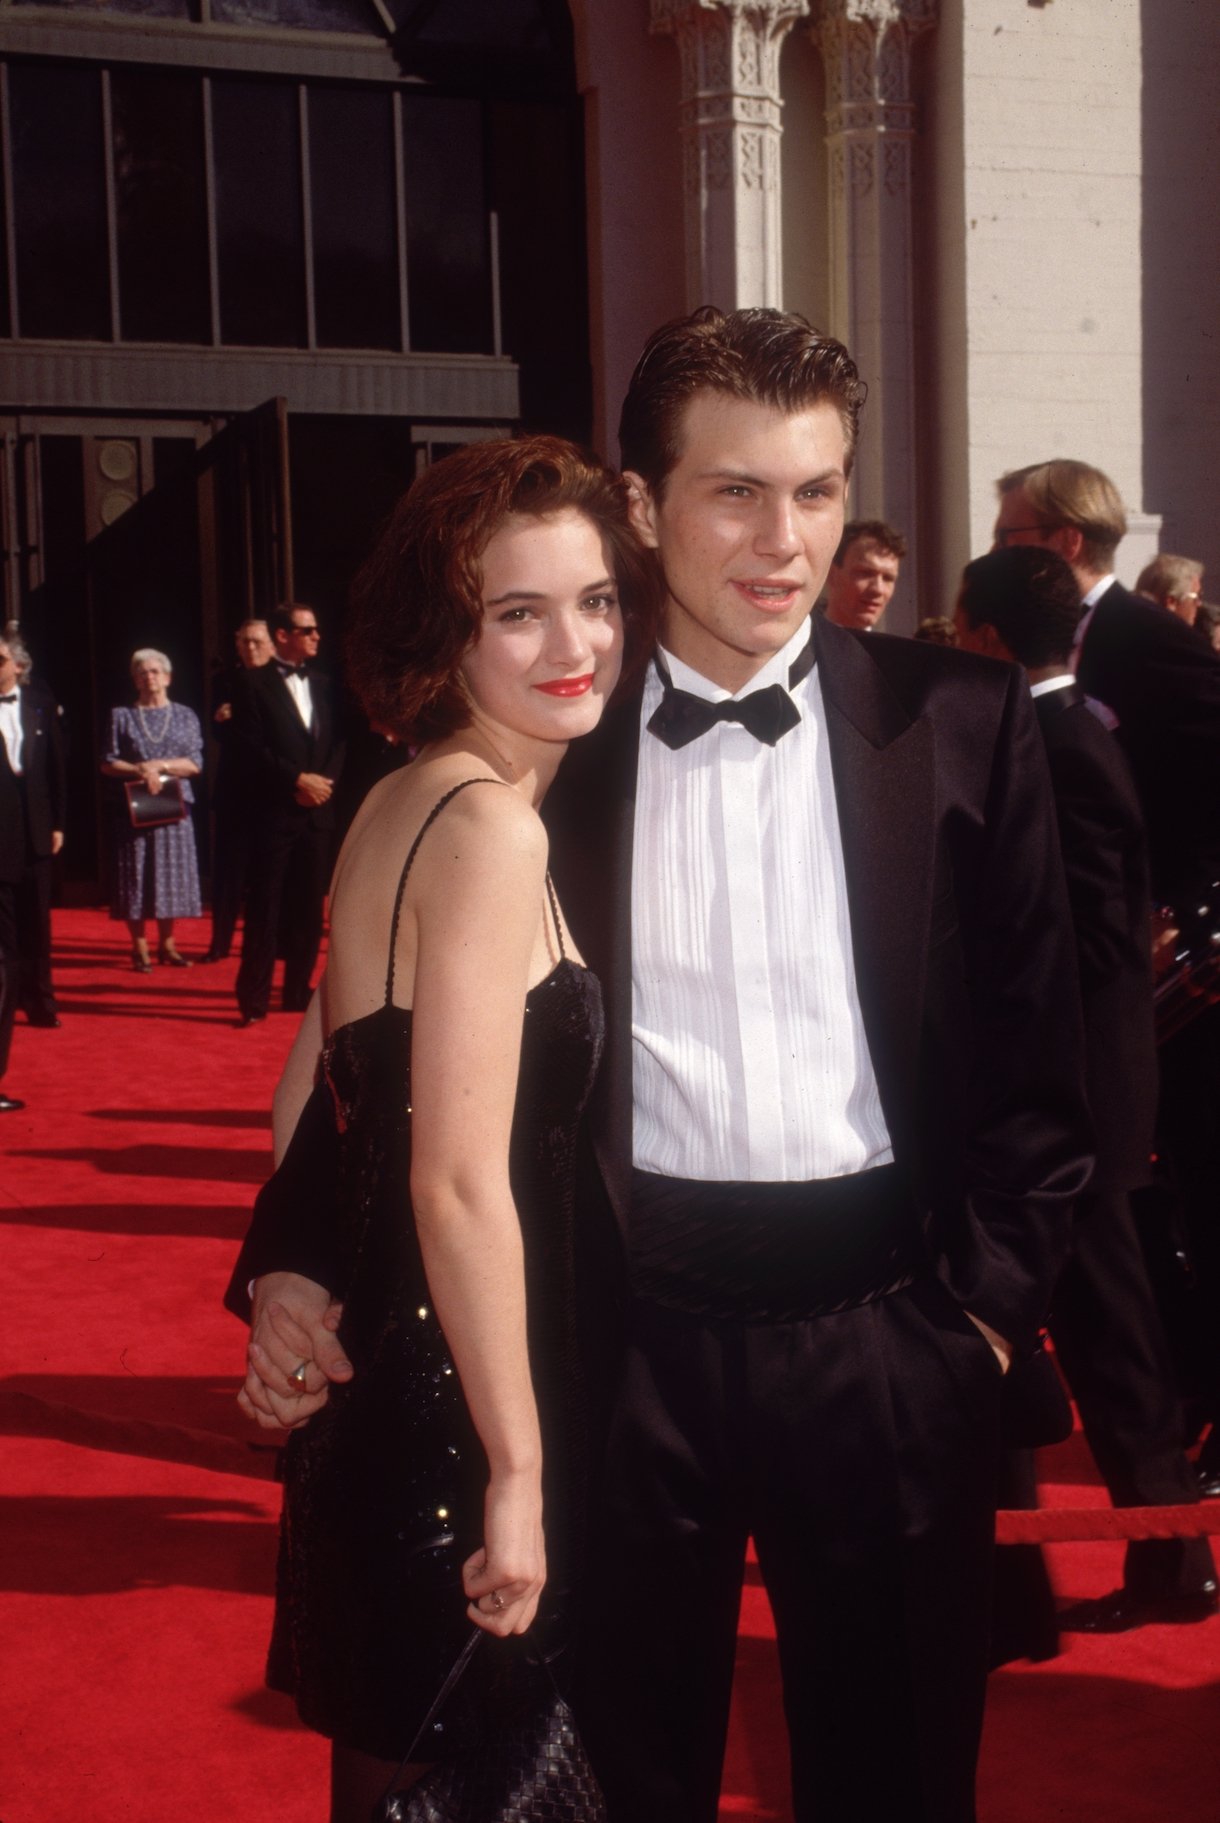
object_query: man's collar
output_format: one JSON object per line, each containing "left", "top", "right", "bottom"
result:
{"left": 656, "top": 617, "right": 814, "bottom": 703}
{"left": 1029, "top": 673, "right": 1077, "bottom": 699}
{"left": 1081, "top": 573, "right": 1116, "bottom": 610}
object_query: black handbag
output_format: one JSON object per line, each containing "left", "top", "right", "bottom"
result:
{"left": 124, "top": 777, "right": 187, "bottom": 829}
{"left": 373, "top": 1628, "right": 607, "bottom": 1823}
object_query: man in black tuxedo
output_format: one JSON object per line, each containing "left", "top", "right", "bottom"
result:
{"left": 228, "top": 314, "right": 1091, "bottom": 1821}
{"left": 994, "top": 458, "right": 1220, "bottom": 1505}
{"left": 993, "top": 460, "right": 1220, "bottom": 921}
{"left": 957, "top": 546, "right": 1216, "bottom": 1631}
{"left": 232, "top": 603, "right": 343, "bottom": 1025}
{"left": 0, "top": 631, "right": 66, "bottom": 1106}
{"left": 534, "top": 311, "right": 1091, "bottom": 1823}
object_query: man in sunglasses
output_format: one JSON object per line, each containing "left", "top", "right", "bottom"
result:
{"left": 232, "top": 602, "right": 344, "bottom": 1026}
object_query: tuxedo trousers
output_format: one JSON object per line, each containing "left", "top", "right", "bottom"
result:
{"left": 236, "top": 810, "right": 328, "bottom": 1018}
{"left": 576, "top": 1179, "right": 1002, "bottom": 1823}
{"left": 1050, "top": 1188, "right": 1215, "bottom": 1598}
{"left": 208, "top": 793, "right": 255, "bottom": 960}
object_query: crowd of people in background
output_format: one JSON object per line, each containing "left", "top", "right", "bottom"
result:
{"left": 0, "top": 345, "right": 1218, "bottom": 1819}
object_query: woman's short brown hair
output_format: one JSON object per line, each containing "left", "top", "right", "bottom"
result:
{"left": 345, "top": 435, "right": 658, "bottom": 744}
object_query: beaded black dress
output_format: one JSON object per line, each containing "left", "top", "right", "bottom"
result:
{"left": 265, "top": 781, "right": 605, "bottom": 1761}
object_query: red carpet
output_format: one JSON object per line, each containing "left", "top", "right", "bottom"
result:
{"left": 2, "top": 909, "right": 1217, "bottom": 1821}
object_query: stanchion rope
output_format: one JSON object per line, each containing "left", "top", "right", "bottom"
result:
{"left": 996, "top": 1503, "right": 1220, "bottom": 1545}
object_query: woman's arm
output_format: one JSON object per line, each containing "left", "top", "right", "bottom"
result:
{"left": 240, "top": 983, "right": 353, "bottom": 1430}
{"left": 100, "top": 709, "right": 138, "bottom": 778}
{"left": 273, "top": 987, "right": 325, "bottom": 1166}
{"left": 408, "top": 787, "right": 551, "bottom": 1637}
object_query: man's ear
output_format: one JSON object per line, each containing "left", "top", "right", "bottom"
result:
{"left": 622, "top": 471, "right": 661, "bottom": 549}
{"left": 1049, "top": 523, "right": 1084, "bottom": 567}
{"left": 977, "top": 621, "right": 1015, "bottom": 663}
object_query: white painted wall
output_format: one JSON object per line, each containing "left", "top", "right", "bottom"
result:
{"left": 919, "top": 0, "right": 1162, "bottom": 612}
{"left": 939, "top": 0, "right": 1148, "bottom": 586}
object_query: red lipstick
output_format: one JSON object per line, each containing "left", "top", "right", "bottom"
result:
{"left": 534, "top": 674, "right": 594, "bottom": 697}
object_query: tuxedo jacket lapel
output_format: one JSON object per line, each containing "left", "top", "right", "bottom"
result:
{"left": 807, "top": 620, "right": 936, "bottom": 1158}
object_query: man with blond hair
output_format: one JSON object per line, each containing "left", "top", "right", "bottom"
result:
{"left": 994, "top": 459, "right": 1220, "bottom": 918}
{"left": 1135, "top": 553, "right": 1205, "bottom": 629}
{"left": 996, "top": 457, "right": 1220, "bottom": 1564}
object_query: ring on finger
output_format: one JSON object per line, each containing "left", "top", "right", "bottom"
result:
{"left": 287, "top": 1360, "right": 310, "bottom": 1391}
{"left": 488, "top": 1591, "right": 505, "bottom": 1613}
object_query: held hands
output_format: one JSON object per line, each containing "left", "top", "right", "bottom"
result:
{"left": 239, "top": 1271, "right": 352, "bottom": 1431}
{"left": 462, "top": 1473, "right": 546, "bottom": 1639}
{"left": 294, "top": 772, "right": 334, "bottom": 809}
{"left": 138, "top": 760, "right": 165, "bottom": 794}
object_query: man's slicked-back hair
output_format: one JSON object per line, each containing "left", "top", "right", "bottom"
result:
{"left": 270, "top": 602, "right": 316, "bottom": 638}
{"left": 958, "top": 546, "right": 1084, "bottom": 669}
{"left": 997, "top": 459, "right": 1127, "bottom": 571}
{"left": 619, "top": 305, "right": 867, "bottom": 496}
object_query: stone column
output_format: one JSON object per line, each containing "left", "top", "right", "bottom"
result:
{"left": 651, "top": 0, "right": 810, "bottom": 311}
{"left": 811, "top": 0, "right": 936, "bottom": 628}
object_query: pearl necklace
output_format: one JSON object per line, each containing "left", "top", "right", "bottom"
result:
{"left": 135, "top": 702, "right": 174, "bottom": 755}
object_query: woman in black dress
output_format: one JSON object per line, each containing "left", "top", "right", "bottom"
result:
{"left": 236, "top": 437, "right": 654, "bottom": 1820}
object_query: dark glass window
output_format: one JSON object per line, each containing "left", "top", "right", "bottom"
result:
{"left": 308, "top": 86, "right": 400, "bottom": 352}
{"left": 405, "top": 0, "right": 554, "bottom": 48}
{"left": 402, "top": 98, "right": 492, "bottom": 355}
{"left": 12, "top": 0, "right": 193, "bottom": 14}
{"left": 211, "top": 0, "right": 373, "bottom": 31}
{"left": 9, "top": 63, "right": 110, "bottom": 340}
{"left": 212, "top": 79, "right": 307, "bottom": 349}
{"left": 386, "top": 0, "right": 574, "bottom": 100}
{"left": 111, "top": 69, "right": 210, "bottom": 344}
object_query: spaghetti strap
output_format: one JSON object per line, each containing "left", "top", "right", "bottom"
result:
{"left": 544, "top": 871, "right": 566, "bottom": 963}
{"left": 384, "top": 778, "right": 508, "bottom": 1006}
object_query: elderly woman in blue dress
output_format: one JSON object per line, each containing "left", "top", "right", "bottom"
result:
{"left": 101, "top": 648, "right": 203, "bottom": 971}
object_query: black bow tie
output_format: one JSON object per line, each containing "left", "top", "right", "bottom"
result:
{"left": 647, "top": 634, "right": 815, "bottom": 751}
{"left": 277, "top": 662, "right": 309, "bottom": 679}
{"left": 0, "top": 693, "right": 17, "bottom": 705}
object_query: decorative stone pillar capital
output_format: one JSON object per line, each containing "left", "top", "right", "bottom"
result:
{"left": 650, "top": 0, "right": 812, "bottom": 308}
{"left": 810, "top": 0, "right": 937, "bottom": 152}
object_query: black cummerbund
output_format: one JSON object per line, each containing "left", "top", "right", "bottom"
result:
{"left": 628, "top": 1162, "right": 924, "bottom": 1323}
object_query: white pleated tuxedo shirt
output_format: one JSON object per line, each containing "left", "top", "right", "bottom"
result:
{"left": 0, "top": 688, "right": 23, "bottom": 773}
{"left": 631, "top": 620, "right": 894, "bottom": 1183}
{"left": 278, "top": 664, "right": 315, "bottom": 729}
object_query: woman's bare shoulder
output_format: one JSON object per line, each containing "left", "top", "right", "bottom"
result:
{"left": 409, "top": 774, "right": 547, "bottom": 889}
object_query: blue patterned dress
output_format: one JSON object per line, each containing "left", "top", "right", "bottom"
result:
{"left": 104, "top": 703, "right": 204, "bottom": 921}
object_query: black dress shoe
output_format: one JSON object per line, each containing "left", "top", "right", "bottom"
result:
{"left": 201, "top": 949, "right": 229, "bottom": 963}
{"left": 0, "top": 1092, "right": 26, "bottom": 1112}
{"left": 1199, "top": 1464, "right": 1220, "bottom": 1500}
{"left": 237, "top": 1011, "right": 267, "bottom": 1028}
{"left": 24, "top": 1011, "right": 61, "bottom": 1028}
{"left": 1059, "top": 1583, "right": 1219, "bottom": 1632}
